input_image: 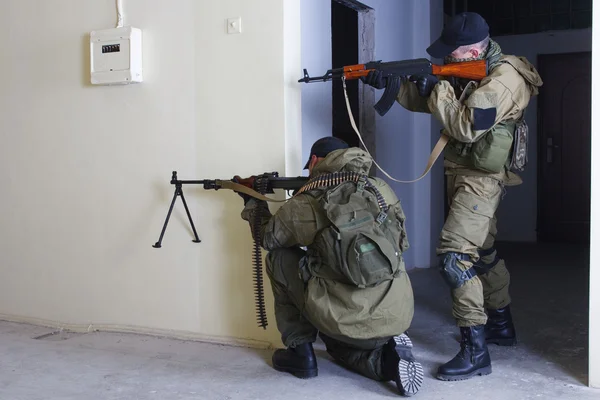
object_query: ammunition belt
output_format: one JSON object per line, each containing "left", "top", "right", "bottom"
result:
{"left": 295, "top": 172, "right": 389, "bottom": 212}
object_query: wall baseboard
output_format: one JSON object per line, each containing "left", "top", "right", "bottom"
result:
{"left": 0, "top": 313, "right": 274, "bottom": 350}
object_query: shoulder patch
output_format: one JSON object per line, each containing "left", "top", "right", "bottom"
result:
{"left": 473, "top": 107, "right": 497, "bottom": 131}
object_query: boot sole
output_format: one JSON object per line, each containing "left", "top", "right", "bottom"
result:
{"left": 272, "top": 363, "right": 318, "bottom": 379}
{"left": 394, "top": 333, "right": 413, "bottom": 348}
{"left": 436, "top": 365, "right": 492, "bottom": 381}
{"left": 486, "top": 337, "right": 517, "bottom": 346}
{"left": 397, "top": 359, "right": 424, "bottom": 396}
{"left": 393, "top": 334, "right": 423, "bottom": 396}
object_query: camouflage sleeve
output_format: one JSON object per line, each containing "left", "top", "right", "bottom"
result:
{"left": 396, "top": 81, "right": 432, "bottom": 114}
{"left": 426, "top": 78, "right": 513, "bottom": 143}
{"left": 240, "top": 195, "right": 324, "bottom": 251}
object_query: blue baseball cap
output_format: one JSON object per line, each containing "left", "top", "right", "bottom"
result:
{"left": 303, "top": 136, "right": 349, "bottom": 169}
{"left": 427, "top": 12, "right": 489, "bottom": 59}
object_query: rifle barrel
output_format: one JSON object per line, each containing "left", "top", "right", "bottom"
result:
{"left": 175, "top": 180, "right": 213, "bottom": 185}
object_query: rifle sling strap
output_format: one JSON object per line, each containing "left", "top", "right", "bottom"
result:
{"left": 342, "top": 77, "right": 449, "bottom": 184}
{"left": 218, "top": 180, "right": 287, "bottom": 202}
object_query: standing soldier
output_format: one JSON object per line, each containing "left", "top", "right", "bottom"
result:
{"left": 362, "top": 12, "right": 543, "bottom": 381}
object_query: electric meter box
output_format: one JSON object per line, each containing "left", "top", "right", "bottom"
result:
{"left": 90, "top": 26, "right": 143, "bottom": 85}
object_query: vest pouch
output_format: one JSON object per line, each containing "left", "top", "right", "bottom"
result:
{"left": 470, "top": 123, "right": 514, "bottom": 173}
{"left": 509, "top": 119, "right": 529, "bottom": 172}
{"left": 340, "top": 230, "right": 398, "bottom": 288}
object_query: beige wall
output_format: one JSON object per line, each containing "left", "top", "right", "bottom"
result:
{"left": 590, "top": 0, "right": 600, "bottom": 388}
{"left": 0, "top": 0, "right": 301, "bottom": 348}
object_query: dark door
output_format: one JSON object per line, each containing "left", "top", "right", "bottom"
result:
{"left": 331, "top": 0, "right": 375, "bottom": 153}
{"left": 331, "top": 0, "right": 359, "bottom": 148}
{"left": 537, "top": 52, "right": 591, "bottom": 243}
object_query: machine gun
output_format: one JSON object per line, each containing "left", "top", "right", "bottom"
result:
{"left": 298, "top": 57, "right": 488, "bottom": 116}
{"left": 152, "top": 171, "right": 309, "bottom": 329}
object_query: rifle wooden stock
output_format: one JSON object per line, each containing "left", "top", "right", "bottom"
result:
{"left": 431, "top": 59, "right": 487, "bottom": 80}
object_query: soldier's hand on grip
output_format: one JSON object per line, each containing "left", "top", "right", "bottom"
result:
{"left": 409, "top": 74, "right": 439, "bottom": 97}
{"left": 232, "top": 175, "right": 254, "bottom": 204}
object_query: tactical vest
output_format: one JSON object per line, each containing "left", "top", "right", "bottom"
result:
{"left": 445, "top": 119, "right": 518, "bottom": 173}
{"left": 298, "top": 172, "right": 408, "bottom": 288}
{"left": 443, "top": 67, "right": 529, "bottom": 174}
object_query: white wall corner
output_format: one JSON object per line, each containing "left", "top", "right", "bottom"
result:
{"left": 284, "top": 0, "right": 303, "bottom": 178}
{"left": 589, "top": 0, "right": 600, "bottom": 387}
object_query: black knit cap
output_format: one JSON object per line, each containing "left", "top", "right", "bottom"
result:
{"left": 303, "top": 136, "right": 349, "bottom": 169}
{"left": 427, "top": 12, "right": 489, "bottom": 58}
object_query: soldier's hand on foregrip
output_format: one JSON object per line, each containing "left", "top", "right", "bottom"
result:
{"left": 409, "top": 74, "right": 439, "bottom": 97}
{"left": 232, "top": 175, "right": 253, "bottom": 204}
{"left": 360, "top": 70, "right": 386, "bottom": 89}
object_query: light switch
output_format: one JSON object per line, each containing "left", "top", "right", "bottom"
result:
{"left": 227, "top": 17, "right": 242, "bottom": 34}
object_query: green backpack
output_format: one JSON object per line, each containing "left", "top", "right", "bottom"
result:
{"left": 299, "top": 172, "right": 408, "bottom": 288}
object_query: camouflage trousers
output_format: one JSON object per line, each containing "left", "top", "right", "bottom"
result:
{"left": 437, "top": 173, "right": 512, "bottom": 327}
{"left": 265, "top": 247, "right": 391, "bottom": 381}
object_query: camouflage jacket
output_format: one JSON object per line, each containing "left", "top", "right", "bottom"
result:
{"left": 241, "top": 147, "right": 414, "bottom": 341}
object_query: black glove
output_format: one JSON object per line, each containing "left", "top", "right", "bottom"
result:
{"left": 409, "top": 74, "right": 439, "bottom": 97}
{"left": 231, "top": 176, "right": 253, "bottom": 205}
{"left": 360, "top": 70, "right": 387, "bottom": 89}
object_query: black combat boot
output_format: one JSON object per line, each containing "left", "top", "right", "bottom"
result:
{"left": 485, "top": 305, "right": 517, "bottom": 346}
{"left": 272, "top": 342, "right": 318, "bottom": 379}
{"left": 437, "top": 325, "right": 492, "bottom": 381}
{"left": 382, "top": 333, "right": 424, "bottom": 397}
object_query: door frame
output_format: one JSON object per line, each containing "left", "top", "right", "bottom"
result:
{"left": 590, "top": 5, "right": 600, "bottom": 386}
{"left": 536, "top": 51, "right": 592, "bottom": 242}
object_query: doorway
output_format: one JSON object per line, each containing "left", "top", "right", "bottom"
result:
{"left": 330, "top": 0, "right": 375, "bottom": 155}
{"left": 537, "top": 52, "right": 592, "bottom": 244}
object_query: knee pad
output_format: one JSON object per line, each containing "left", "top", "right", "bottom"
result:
{"left": 439, "top": 252, "right": 478, "bottom": 289}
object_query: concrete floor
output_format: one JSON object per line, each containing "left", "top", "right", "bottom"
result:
{"left": 1, "top": 243, "right": 598, "bottom": 399}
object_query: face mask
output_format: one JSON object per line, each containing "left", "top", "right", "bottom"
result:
{"left": 444, "top": 43, "right": 490, "bottom": 65}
